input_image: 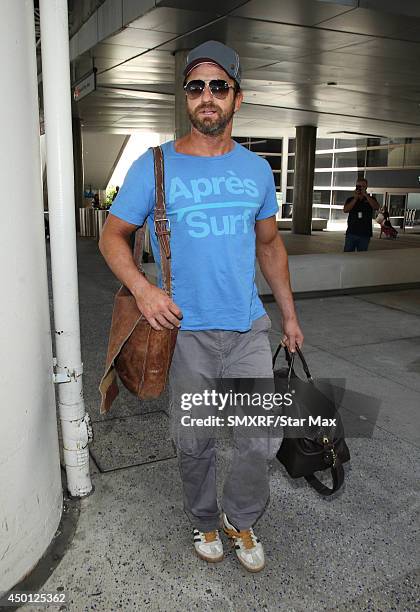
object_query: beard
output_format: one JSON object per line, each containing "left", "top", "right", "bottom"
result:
{"left": 188, "top": 100, "right": 235, "bottom": 136}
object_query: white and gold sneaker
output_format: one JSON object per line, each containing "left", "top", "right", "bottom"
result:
{"left": 193, "top": 528, "right": 224, "bottom": 563}
{"left": 222, "top": 513, "right": 265, "bottom": 573}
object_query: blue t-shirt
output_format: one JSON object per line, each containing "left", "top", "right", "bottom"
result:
{"left": 110, "top": 140, "right": 278, "bottom": 331}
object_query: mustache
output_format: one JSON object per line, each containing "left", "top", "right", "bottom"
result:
{"left": 194, "top": 103, "right": 221, "bottom": 113}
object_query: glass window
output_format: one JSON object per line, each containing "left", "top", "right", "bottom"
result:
{"left": 313, "top": 172, "right": 332, "bottom": 187}
{"left": 366, "top": 148, "right": 388, "bottom": 167}
{"left": 333, "top": 171, "right": 358, "bottom": 187}
{"left": 371, "top": 193, "right": 384, "bottom": 206}
{"left": 335, "top": 138, "right": 363, "bottom": 149}
{"left": 287, "top": 172, "right": 294, "bottom": 187}
{"left": 367, "top": 138, "right": 382, "bottom": 147}
{"left": 334, "top": 150, "right": 365, "bottom": 168}
{"left": 313, "top": 190, "right": 331, "bottom": 205}
{"left": 282, "top": 203, "right": 293, "bottom": 218}
{"left": 286, "top": 189, "right": 294, "bottom": 204}
{"left": 316, "top": 138, "right": 334, "bottom": 150}
{"left": 288, "top": 139, "right": 296, "bottom": 154}
{"left": 355, "top": 139, "right": 368, "bottom": 149}
{"left": 388, "top": 194, "right": 406, "bottom": 217}
{"left": 404, "top": 143, "right": 420, "bottom": 166}
{"left": 407, "top": 193, "right": 420, "bottom": 210}
{"left": 312, "top": 207, "right": 330, "bottom": 220}
{"left": 287, "top": 155, "right": 295, "bottom": 170}
{"left": 331, "top": 208, "right": 348, "bottom": 221}
{"left": 388, "top": 145, "right": 405, "bottom": 167}
{"left": 406, "top": 195, "right": 420, "bottom": 227}
{"left": 333, "top": 191, "right": 353, "bottom": 206}
{"left": 250, "top": 139, "right": 281, "bottom": 153}
{"left": 315, "top": 153, "right": 333, "bottom": 168}
{"left": 266, "top": 156, "right": 282, "bottom": 171}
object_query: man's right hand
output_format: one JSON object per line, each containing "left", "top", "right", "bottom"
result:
{"left": 134, "top": 284, "right": 182, "bottom": 330}
{"left": 99, "top": 215, "right": 182, "bottom": 330}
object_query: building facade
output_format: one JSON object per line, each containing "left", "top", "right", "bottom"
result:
{"left": 236, "top": 136, "right": 420, "bottom": 230}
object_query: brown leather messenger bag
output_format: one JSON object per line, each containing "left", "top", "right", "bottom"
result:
{"left": 99, "top": 146, "right": 177, "bottom": 414}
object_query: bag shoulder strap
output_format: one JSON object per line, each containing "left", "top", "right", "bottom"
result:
{"left": 133, "top": 146, "right": 173, "bottom": 296}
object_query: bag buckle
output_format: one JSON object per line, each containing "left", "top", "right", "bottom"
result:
{"left": 154, "top": 217, "right": 170, "bottom": 235}
{"left": 322, "top": 436, "right": 337, "bottom": 467}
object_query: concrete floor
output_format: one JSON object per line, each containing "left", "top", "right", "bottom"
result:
{"left": 27, "top": 235, "right": 420, "bottom": 611}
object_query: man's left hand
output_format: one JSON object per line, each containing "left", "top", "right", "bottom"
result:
{"left": 282, "top": 317, "right": 304, "bottom": 353}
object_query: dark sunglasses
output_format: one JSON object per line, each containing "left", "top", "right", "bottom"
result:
{"left": 183, "top": 79, "right": 236, "bottom": 100}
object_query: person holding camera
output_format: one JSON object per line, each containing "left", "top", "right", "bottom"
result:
{"left": 343, "top": 178, "right": 379, "bottom": 251}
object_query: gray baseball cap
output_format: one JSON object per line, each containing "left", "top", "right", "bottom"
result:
{"left": 184, "top": 40, "right": 241, "bottom": 86}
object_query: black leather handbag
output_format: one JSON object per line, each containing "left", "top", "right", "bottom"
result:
{"left": 273, "top": 344, "right": 350, "bottom": 496}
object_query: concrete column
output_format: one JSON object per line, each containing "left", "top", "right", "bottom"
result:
{"left": 0, "top": 0, "right": 62, "bottom": 591}
{"left": 292, "top": 125, "right": 317, "bottom": 235}
{"left": 174, "top": 49, "right": 190, "bottom": 139}
{"left": 281, "top": 135, "right": 289, "bottom": 218}
{"left": 72, "top": 116, "right": 84, "bottom": 233}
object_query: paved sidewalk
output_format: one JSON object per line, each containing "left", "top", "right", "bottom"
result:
{"left": 29, "top": 237, "right": 420, "bottom": 611}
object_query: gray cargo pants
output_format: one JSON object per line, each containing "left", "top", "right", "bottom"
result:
{"left": 168, "top": 314, "right": 282, "bottom": 532}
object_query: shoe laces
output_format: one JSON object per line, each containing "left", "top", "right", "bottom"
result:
{"left": 225, "top": 527, "right": 256, "bottom": 550}
{"left": 203, "top": 530, "right": 218, "bottom": 543}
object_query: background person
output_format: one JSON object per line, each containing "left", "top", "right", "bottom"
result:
{"left": 377, "top": 204, "right": 398, "bottom": 239}
{"left": 112, "top": 185, "right": 120, "bottom": 201}
{"left": 91, "top": 193, "right": 100, "bottom": 209}
{"left": 343, "top": 178, "right": 379, "bottom": 251}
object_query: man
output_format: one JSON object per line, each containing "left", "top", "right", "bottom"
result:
{"left": 99, "top": 41, "right": 303, "bottom": 573}
{"left": 343, "top": 178, "right": 379, "bottom": 251}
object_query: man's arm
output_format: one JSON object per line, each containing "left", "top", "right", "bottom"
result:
{"left": 343, "top": 191, "right": 360, "bottom": 212}
{"left": 256, "top": 216, "right": 303, "bottom": 352}
{"left": 99, "top": 214, "right": 182, "bottom": 330}
{"left": 364, "top": 192, "right": 380, "bottom": 210}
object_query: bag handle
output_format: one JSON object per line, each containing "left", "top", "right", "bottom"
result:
{"left": 304, "top": 461, "right": 344, "bottom": 496}
{"left": 272, "top": 343, "right": 313, "bottom": 382}
{"left": 133, "top": 146, "right": 173, "bottom": 297}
